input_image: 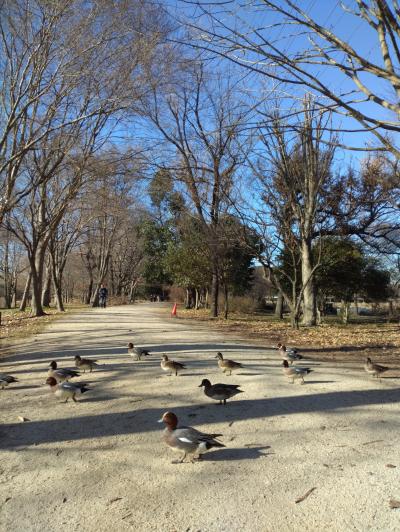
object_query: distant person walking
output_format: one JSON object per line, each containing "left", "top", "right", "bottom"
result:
{"left": 99, "top": 284, "right": 108, "bottom": 308}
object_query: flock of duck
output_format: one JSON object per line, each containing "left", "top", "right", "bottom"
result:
{"left": 0, "top": 341, "right": 394, "bottom": 464}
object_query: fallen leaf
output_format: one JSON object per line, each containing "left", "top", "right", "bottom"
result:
{"left": 389, "top": 499, "right": 400, "bottom": 509}
{"left": 295, "top": 487, "right": 316, "bottom": 504}
{"left": 108, "top": 497, "right": 123, "bottom": 504}
{"left": 386, "top": 464, "right": 396, "bottom": 468}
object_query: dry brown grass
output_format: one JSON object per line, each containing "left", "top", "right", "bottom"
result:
{"left": 177, "top": 308, "right": 400, "bottom": 362}
{"left": 0, "top": 304, "right": 86, "bottom": 343}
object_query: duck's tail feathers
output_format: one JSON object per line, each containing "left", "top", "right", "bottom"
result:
{"left": 207, "top": 440, "right": 226, "bottom": 449}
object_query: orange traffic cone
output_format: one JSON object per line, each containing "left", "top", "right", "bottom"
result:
{"left": 171, "top": 303, "right": 177, "bottom": 317}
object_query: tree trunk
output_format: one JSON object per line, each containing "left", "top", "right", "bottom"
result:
{"left": 12, "top": 275, "right": 17, "bottom": 308}
{"left": 41, "top": 264, "right": 52, "bottom": 307}
{"left": 53, "top": 278, "right": 65, "bottom": 311}
{"left": 29, "top": 244, "right": 47, "bottom": 316}
{"left": 85, "top": 278, "right": 93, "bottom": 305}
{"left": 128, "top": 279, "right": 138, "bottom": 303}
{"left": 301, "top": 239, "right": 316, "bottom": 326}
{"left": 91, "top": 285, "right": 100, "bottom": 307}
{"left": 30, "top": 265, "right": 45, "bottom": 316}
{"left": 185, "top": 288, "right": 190, "bottom": 309}
{"left": 291, "top": 312, "right": 300, "bottom": 329}
{"left": 223, "top": 283, "right": 229, "bottom": 319}
{"left": 210, "top": 262, "right": 219, "bottom": 317}
{"left": 275, "top": 291, "right": 284, "bottom": 319}
{"left": 19, "top": 272, "right": 32, "bottom": 311}
{"left": 388, "top": 300, "right": 394, "bottom": 322}
{"left": 341, "top": 300, "right": 350, "bottom": 324}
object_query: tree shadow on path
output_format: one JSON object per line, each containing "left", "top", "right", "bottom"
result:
{"left": 2, "top": 387, "right": 400, "bottom": 450}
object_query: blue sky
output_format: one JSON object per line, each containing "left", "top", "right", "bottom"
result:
{"left": 167, "top": 0, "right": 399, "bottom": 164}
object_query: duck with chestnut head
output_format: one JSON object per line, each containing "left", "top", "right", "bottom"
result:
{"left": 158, "top": 411, "right": 225, "bottom": 463}
{"left": 46, "top": 377, "right": 90, "bottom": 403}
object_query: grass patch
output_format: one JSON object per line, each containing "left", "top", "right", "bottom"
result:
{"left": 0, "top": 303, "right": 87, "bottom": 343}
{"left": 177, "top": 308, "right": 400, "bottom": 362}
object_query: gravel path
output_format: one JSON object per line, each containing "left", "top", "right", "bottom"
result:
{"left": 1, "top": 303, "right": 400, "bottom": 532}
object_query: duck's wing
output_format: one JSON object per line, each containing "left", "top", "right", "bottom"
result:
{"left": 213, "top": 383, "right": 241, "bottom": 391}
{"left": 60, "top": 368, "right": 80, "bottom": 377}
{"left": 294, "top": 367, "right": 312, "bottom": 374}
{"left": 226, "top": 359, "right": 243, "bottom": 367}
{"left": 62, "top": 381, "right": 90, "bottom": 392}
{"left": 176, "top": 427, "right": 224, "bottom": 445}
{"left": 373, "top": 363, "right": 389, "bottom": 372}
{"left": 0, "top": 375, "right": 18, "bottom": 383}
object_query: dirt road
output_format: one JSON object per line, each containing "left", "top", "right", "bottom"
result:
{"left": 1, "top": 304, "right": 399, "bottom": 531}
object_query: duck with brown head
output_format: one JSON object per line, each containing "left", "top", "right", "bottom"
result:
{"left": 128, "top": 343, "right": 151, "bottom": 360}
{"left": 46, "top": 377, "right": 90, "bottom": 403}
{"left": 0, "top": 374, "right": 18, "bottom": 389}
{"left": 48, "top": 361, "right": 80, "bottom": 382}
{"left": 215, "top": 352, "right": 243, "bottom": 376}
{"left": 277, "top": 344, "right": 302, "bottom": 364}
{"left": 364, "top": 357, "right": 390, "bottom": 380}
{"left": 199, "top": 379, "right": 243, "bottom": 405}
{"left": 158, "top": 411, "right": 225, "bottom": 463}
{"left": 282, "top": 360, "right": 312, "bottom": 384}
{"left": 161, "top": 354, "right": 186, "bottom": 376}
{"left": 74, "top": 355, "right": 99, "bottom": 373}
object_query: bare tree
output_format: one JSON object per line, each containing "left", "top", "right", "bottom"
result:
{"left": 0, "top": 226, "right": 26, "bottom": 308}
{"left": 78, "top": 156, "right": 140, "bottom": 307}
{"left": 0, "top": 0, "right": 169, "bottom": 222}
{"left": 49, "top": 208, "right": 86, "bottom": 311}
{"left": 180, "top": 0, "right": 400, "bottom": 158}
{"left": 144, "top": 62, "right": 254, "bottom": 316}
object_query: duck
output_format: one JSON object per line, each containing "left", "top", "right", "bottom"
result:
{"left": 74, "top": 355, "right": 99, "bottom": 373}
{"left": 277, "top": 343, "right": 303, "bottom": 364}
{"left": 199, "top": 378, "right": 243, "bottom": 405}
{"left": 161, "top": 354, "right": 186, "bottom": 376}
{"left": 215, "top": 352, "right": 243, "bottom": 376}
{"left": 45, "top": 377, "right": 90, "bottom": 402}
{"left": 48, "top": 361, "right": 80, "bottom": 382}
{"left": 282, "top": 360, "right": 312, "bottom": 384}
{"left": 0, "top": 374, "right": 18, "bottom": 389}
{"left": 158, "top": 411, "right": 225, "bottom": 463}
{"left": 128, "top": 343, "right": 151, "bottom": 360}
{"left": 364, "top": 357, "right": 390, "bottom": 380}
